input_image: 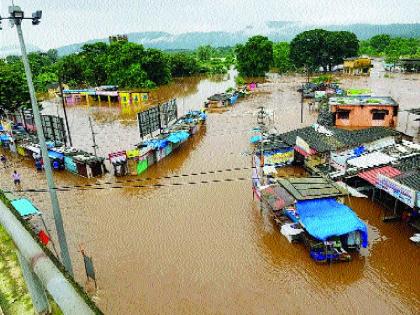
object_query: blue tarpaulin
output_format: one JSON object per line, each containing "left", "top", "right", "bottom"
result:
{"left": 166, "top": 131, "right": 190, "bottom": 144}
{"left": 11, "top": 198, "right": 40, "bottom": 217}
{"left": 250, "top": 135, "right": 262, "bottom": 144}
{"left": 48, "top": 150, "right": 64, "bottom": 160}
{"left": 143, "top": 139, "right": 168, "bottom": 150}
{"left": 296, "top": 198, "right": 368, "bottom": 247}
{"left": 0, "top": 134, "right": 11, "bottom": 142}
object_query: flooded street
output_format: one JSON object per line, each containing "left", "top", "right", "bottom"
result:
{"left": 1, "top": 65, "right": 419, "bottom": 314}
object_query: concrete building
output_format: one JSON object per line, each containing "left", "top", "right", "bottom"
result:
{"left": 397, "top": 108, "right": 420, "bottom": 143}
{"left": 343, "top": 57, "right": 372, "bottom": 75}
{"left": 329, "top": 96, "right": 399, "bottom": 128}
{"left": 109, "top": 34, "right": 128, "bottom": 43}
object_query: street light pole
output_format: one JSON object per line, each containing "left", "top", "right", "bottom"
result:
{"left": 8, "top": 6, "right": 74, "bottom": 276}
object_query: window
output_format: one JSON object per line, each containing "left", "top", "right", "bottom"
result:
{"left": 337, "top": 111, "right": 350, "bottom": 120}
{"left": 372, "top": 112, "right": 386, "bottom": 120}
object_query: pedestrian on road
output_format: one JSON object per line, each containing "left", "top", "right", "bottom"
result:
{"left": 11, "top": 170, "right": 21, "bottom": 189}
{"left": 1, "top": 155, "right": 6, "bottom": 167}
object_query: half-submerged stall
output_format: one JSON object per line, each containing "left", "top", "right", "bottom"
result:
{"left": 258, "top": 176, "right": 368, "bottom": 263}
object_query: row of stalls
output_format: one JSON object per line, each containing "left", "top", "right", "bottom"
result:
{"left": 0, "top": 121, "right": 106, "bottom": 178}
{"left": 109, "top": 110, "right": 206, "bottom": 176}
{"left": 256, "top": 174, "right": 368, "bottom": 263}
{"left": 252, "top": 123, "right": 420, "bottom": 248}
{"left": 204, "top": 83, "right": 256, "bottom": 111}
{"left": 63, "top": 86, "right": 149, "bottom": 106}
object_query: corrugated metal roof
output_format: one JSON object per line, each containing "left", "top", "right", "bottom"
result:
{"left": 277, "top": 177, "right": 345, "bottom": 200}
{"left": 347, "top": 151, "right": 396, "bottom": 169}
{"left": 358, "top": 166, "right": 401, "bottom": 186}
{"left": 394, "top": 171, "right": 420, "bottom": 191}
{"left": 278, "top": 126, "right": 399, "bottom": 153}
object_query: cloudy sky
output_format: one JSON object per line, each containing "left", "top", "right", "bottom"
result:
{"left": 1, "top": 0, "right": 420, "bottom": 50}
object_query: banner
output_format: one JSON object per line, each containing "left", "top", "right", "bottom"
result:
{"left": 377, "top": 174, "right": 416, "bottom": 208}
{"left": 296, "top": 136, "right": 311, "bottom": 155}
{"left": 264, "top": 148, "right": 294, "bottom": 166}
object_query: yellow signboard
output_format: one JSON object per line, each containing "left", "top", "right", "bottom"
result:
{"left": 265, "top": 149, "right": 294, "bottom": 165}
{"left": 132, "top": 93, "right": 141, "bottom": 105}
{"left": 119, "top": 92, "right": 130, "bottom": 106}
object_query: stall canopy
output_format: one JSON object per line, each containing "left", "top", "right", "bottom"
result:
{"left": 166, "top": 131, "right": 189, "bottom": 144}
{"left": 260, "top": 185, "right": 295, "bottom": 210}
{"left": 11, "top": 198, "right": 40, "bottom": 217}
{"left": 296, "top": 198, "right": 368, "bottom": 247}
{"left": 358, "top": 166, "right": 401, "bottom": 186}
{"left": 47, "top": 150, "right": 64, "bottom": 160}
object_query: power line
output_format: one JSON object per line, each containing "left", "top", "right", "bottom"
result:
{"left": 4, "top": 176, "right": 257, "bottom": 194}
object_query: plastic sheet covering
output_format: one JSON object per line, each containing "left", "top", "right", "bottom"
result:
{"left": 137, "top": 159, "right": 148, "bottom": 175}
{"left": 143, "top": 139, "right": 168, "bottom": 150}
{"left": 11, "top": 198, "right": 40, "bottom": 217}
{"left": 166, "top": 131, "right": 190, "bottom": 144}
{"left": 296, "top": 198, "right": 368, "bottom": 247}
{"left": 260, "top": 185, "right": 295, "bottom": 211}
{"left": 64, "top": 156, "right": 77, "bottom": 173}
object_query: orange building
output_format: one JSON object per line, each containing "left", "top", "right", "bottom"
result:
{"left": 329, "top": 96, "right": 399, "bottom": 128}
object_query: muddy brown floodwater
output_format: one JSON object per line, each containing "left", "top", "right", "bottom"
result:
{"left": 1, "top": 64, "right": 419, "bottom": 314}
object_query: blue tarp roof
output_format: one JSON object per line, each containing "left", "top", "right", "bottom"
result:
{"left": 143, "top": 139, "right": 168, "bottom": 150}
{"left": 296, "top": 198, "right": 368, "bottom": 247}
{"left": 48, "top": 150, "right": 64, "bottom": 160}
{"left": 166, "top": 131, "right": 189, "bottom": 144}
{"left": 11, "top": 198, "right": 40, "bottom": 217}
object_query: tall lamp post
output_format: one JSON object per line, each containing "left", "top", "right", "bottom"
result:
{"left": 0, "top": 5, "right": 74, "bottom": 276}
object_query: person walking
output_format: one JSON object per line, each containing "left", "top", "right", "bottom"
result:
{"left": 0, "top": 155, "right": 6, "bottom": 168}
{"left": 11, "top": 170, "right": 21, "bottom": 189}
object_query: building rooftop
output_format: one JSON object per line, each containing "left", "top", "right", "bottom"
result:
{"left": 278, "top": 125, "right": 400, "bottom": 153}
{"left": 329, "top": 96, "right": 398, "bottom": 106}
{"left": 277, "top": 177, "right": 345, "bottom": 200}
{"left": 343, "top": 57, "right": 371, "bottom": 61}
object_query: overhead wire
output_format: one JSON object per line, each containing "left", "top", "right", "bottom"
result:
{"left": 3, "top": 176, "right": 258, "bottom": 194}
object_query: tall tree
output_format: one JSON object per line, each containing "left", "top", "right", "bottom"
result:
{"left": 369, "top": 34, "right": 391, "bottom": 53}
{"left": 290, "top": 29, "right": 330, "bottom": 72}
{"left": 169, "top": 53, "right": 199, "bottom": 77}
{"left": 79, "top": 42, "right": 109, "bottom": 86}
{"left": 141, "top": 49, "right": 172, "bottom": 85}
{"left": 235, "top": 35, "right": 273, "bottom": 76}
{"left": 0, "top": 60, "right": 30, "bottom": 112}
{"left": 273, "top": 42, "right": 294, "bottom": 73}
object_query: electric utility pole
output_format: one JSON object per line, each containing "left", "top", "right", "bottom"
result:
{"left": 88, "top": 117, "right": 98, "bottom": 157}
{"left": 1, "top": 5, "right": 73, "bottom": 275}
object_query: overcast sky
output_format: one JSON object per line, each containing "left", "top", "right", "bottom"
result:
{"left": 1, "top": 0, "right": 420, "bottom": 50}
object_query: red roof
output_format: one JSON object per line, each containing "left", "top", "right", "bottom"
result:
{"left": 358, "top": 166, "right": 401, "bottom": 186}
{"left": 294, "top": 146, "right": 317, "bottom": 157}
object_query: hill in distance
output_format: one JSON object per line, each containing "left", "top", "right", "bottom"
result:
{"left": 2, "top": 21, "right": 420, "bottom": 57}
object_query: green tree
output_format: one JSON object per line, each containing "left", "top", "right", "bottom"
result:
{"left": 235, "top": 35, "right": 273, "bottom": 76}
{"left": 141, "top": 49, "right": 172, "bottom": 85}
{"left": 326, "top": 31, "right": 359, "bottom": 69}
{"left": 196, "top": 45, "right": 215, "bottom": 61}
{"left": 273, "top": 42, "right": 294, "bottom": 73}
{"left": 290, "top": 29, "right": 330, "bottom": 72}
{"left": 290, "top": 29, "right": 358, "bottom": 71}
{"left": 56, "top": 54, "right": 85, "bottom": 87}
{"left": 0, "top": 60, "right": 30, "bottom": 112}
{"left": 79, "top": 42, "right": 109, "bottom": 86}
{"left": 169, "top": 53, "right": 199, "bottom": 76}
{"left": 370, "top": 34, "right": 391, "bottom": 53}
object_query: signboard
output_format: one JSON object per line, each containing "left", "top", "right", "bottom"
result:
{"left": 41, "top": 115, "right": 66, "bottom": 144}
{"left": 377, "top": 174, "right": 416, "bottom": 208}
{"left": 264, "top": 148, "right": 294, "bottom": 166}
{"left": 137, "top": 99, "right": 178, "bottom": 138}
{"left": 137, "top": 106, "right": 161, "bottom": 138}
{"left": 159, "top": 99, "right": 178, "bottom": 128}
{"left": 296, "top": 136, "right": 311, "bottom": 155}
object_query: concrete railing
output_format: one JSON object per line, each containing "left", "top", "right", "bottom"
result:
{"left": 0, "top": 200, "right": 97, "bottom": 314}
